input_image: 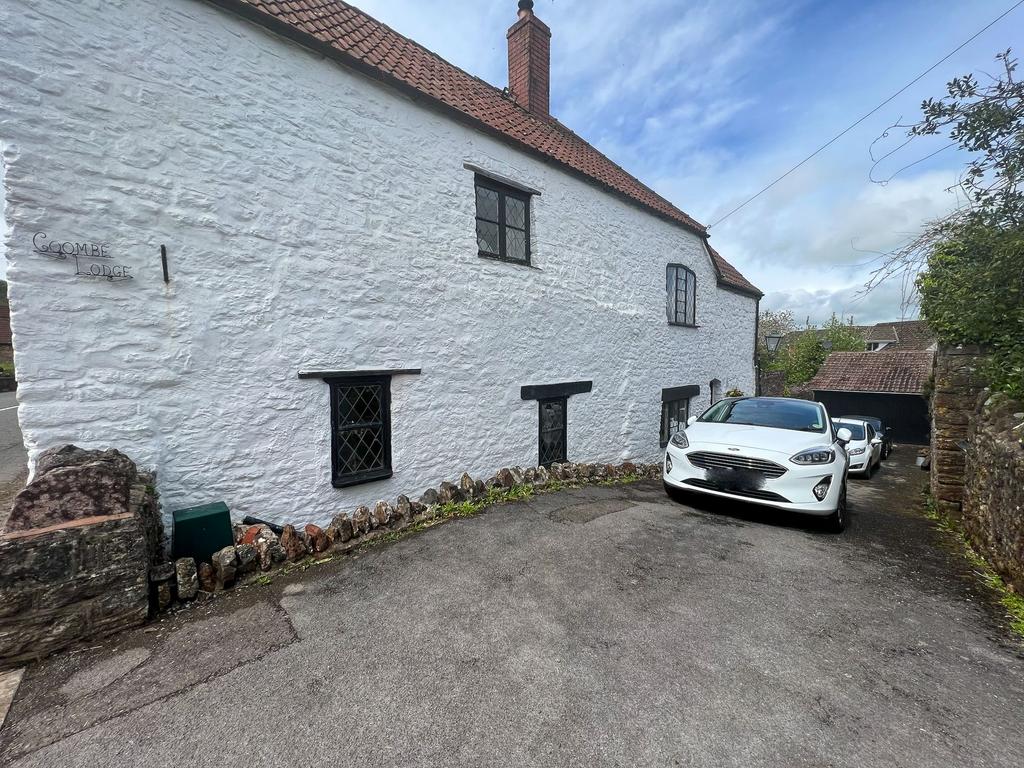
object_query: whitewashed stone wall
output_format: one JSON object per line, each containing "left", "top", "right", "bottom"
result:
{"left": 0, "top": 0, "right": 757, "bottom": 527}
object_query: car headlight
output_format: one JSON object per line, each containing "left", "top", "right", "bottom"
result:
{"left": 848, "top": 447, "right": 865, "bottom": 455}
{"left": 790, "top": 447, "right": 835, "bottom": 465}
{"left": 669, "top": 431, "right": 689, "bottom": 449}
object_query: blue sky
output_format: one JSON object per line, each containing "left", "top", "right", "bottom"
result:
{"left": 353, "top": 0, "right": 1022, "bottom": 325}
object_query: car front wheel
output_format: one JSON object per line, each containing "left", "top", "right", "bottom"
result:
{"left": 824, "top": 483, "right": 848, "bottom": 533}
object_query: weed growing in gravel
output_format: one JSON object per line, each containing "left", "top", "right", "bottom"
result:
{"left": 923, "top": 495, "right": 1024, "bottom": 638}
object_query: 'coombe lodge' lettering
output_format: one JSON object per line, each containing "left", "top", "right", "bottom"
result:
{"left": 33, "top": 232, "right": 111, "bottom": 260}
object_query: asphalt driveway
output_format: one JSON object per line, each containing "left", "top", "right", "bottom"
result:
{"left": 0, "top": 391, "right": 23, "bottom": 486}
{"left": 2, "top": 454, "right": 1023, "bottom": 767}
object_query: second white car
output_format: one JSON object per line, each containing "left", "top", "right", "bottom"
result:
{"left": 831, "top": 418, "right": 882, "bottom": 478}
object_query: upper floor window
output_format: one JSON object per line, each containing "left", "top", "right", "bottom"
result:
{"left": 329, "top": 375, "right": 392, "bottom": 487}
{"left": 475, "top": 175, "right": 530, "bottom": 265}
{"left": 666, "top": 264, "right": 696, "bottom": 326}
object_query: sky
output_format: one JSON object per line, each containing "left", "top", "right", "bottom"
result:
{"left": 348, "top": 0, "right": 1022, "bottom": 326}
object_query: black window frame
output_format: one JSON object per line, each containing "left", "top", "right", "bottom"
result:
{"left": 660, "top": 384, "right": 699, "bottom": 446}
{"left": 537, "top": 396, "right": 568, "bottom": 467}
{"left": 475, "top": 174, "right": 531, "bottom": 266}
{"left": 666, "top": 263, "right": 697, "bottom": 327}
{"left": 660, "top": 399, "right": 691, "bottom": 446}
{"left": 327, "top": 374, "right": 393, "bottom": 488}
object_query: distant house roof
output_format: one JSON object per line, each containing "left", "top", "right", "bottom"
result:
{"left": 781, "top": 319, "right": 935, "bottom": 352}
{"left": 210, "top": 0, "right": 761, "bottom": 297}
{"left": 807, "top": 351, "right": 934, "bottom": 395}
{"left": 863, "top": 320, "right": 935, "bottom": 350}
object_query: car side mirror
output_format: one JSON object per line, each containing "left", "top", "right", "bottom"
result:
{"left": 687, "top": 416, "right": 698, "bottom": 426}
{"left": 871, "top": 437, "right": 882, "bottom": 445}
{"left": 836, "top": 427, "right": 852, "bottom": 444}
{"left": 886, "top": 427, "right": 894, "bottom": 432}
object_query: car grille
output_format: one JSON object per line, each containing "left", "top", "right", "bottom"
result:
{"left": 685, "top": 451, "right": 788, "bottom": 479}
{"left": 682, "top": 478, "right": 791, "bottom": 503}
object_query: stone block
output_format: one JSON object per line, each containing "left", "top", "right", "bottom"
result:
{"left": 279, "top": 525, "right": 306, "bottom": 562}
{"left": 327, "top": 514, "right": 354, "bottom": 545}
{"left": 352, "top": 506, "right": 371, "bottom": 536}
{"left": 6, "top": 446, "right": 138, "bottom": 532}
{"left": 0, "top": 469, "right": 159, "bottom": 669}
{"left": 175, "top": 558, "right": 198, "bottom": 601}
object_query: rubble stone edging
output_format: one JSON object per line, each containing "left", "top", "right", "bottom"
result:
{"left": 166, "top": 460, "right": 663, "bottom": 607}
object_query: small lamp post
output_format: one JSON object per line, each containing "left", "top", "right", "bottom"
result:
{"left": 765, "top": 334, "right": 783, "bottom": 354}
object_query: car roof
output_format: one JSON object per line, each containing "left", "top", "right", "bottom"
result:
{"left": 843, "top": 414, "right": 883, "bottom": 423}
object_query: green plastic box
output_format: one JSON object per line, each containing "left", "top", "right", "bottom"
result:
{"left": 171, "top": 501, "right": 233, "bottom": 565}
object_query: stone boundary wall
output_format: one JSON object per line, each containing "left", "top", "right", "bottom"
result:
{"left": 931, "top": 345, "right": 990, "bottom": 518}
{"left": 758, "top": 370, "right": 786, "bottom": 397}
{"left": 0, "top": 475, "right": 161, "bottom": 670}
{"left": 962, "top": 392, "right": 1024, "bottom": 593}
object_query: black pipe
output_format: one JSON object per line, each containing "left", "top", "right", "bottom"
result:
{"left": 241, "top": 515, "right": 284, "bottom": 535}
{"left": 161, "top": 244, "right": 170, "bottom": 283}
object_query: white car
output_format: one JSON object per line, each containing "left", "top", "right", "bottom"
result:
{"left": 663, "top": 397, "right": 853, "bottom": 532}
{"left": 831, "top": 418, "right": 882, "bottom": 478}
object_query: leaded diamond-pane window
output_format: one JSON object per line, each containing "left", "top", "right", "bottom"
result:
{"left": 660, "top": 397, "right": 690, "bottom": 446}
{"left": 475, "top": 175, "right": 531, "bottom": 265}
{"left": 538, "top": 398, "right": 567, "bottom": 466}
{"left": 666, "top": 264, "right": 697, "bottom": 326}
{"left": 329, "top": 376, "right": 392, "bottom": 487}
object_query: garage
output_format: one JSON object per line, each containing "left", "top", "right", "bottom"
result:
{"left": 807, "top": 351, "right": 934, "bottom": 446}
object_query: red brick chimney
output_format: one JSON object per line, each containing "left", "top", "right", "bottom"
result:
{"left": 507, "top": 0, "right": 551, "bottom": 117}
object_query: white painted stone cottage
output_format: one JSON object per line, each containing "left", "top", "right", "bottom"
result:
{"left": 0, "top": 0, "right": 761, "bottom": 527}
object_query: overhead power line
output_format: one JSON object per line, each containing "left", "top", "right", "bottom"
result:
{"left": 707, "top": 0, "right": 1024, "bottom": 229}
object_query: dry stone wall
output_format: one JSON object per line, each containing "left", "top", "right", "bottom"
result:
{"left": 962, "top": 392, "right": 1024, "bottom": 593}
{"left": 931, "top": 346, "right": 990, "bottom": 518}
{"left": 0, "top": 446, "right": 162, "bottom": 670}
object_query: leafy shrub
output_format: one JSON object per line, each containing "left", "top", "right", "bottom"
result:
{"left": 769, "top": 315, "right": 865, "bottom": 387}
{"left": 919, "top": 224, "right": 1024, "bottom": 399}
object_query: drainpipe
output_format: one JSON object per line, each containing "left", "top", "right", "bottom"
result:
{"left": 754, "top": 297, "right": 761, "bottom": 396}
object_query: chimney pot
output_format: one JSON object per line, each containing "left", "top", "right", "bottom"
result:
{"left": 507, "top": 1, "right": 551, "bottom": 117}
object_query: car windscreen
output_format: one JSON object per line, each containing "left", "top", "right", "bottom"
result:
{"left": 699, "top": 399, "right": 827, "bottom": 433}
{"left": 833, "top": 421, "right": 866, "bottom": 440}
{"left": 846, "top": 415, "right": 881, "bottom": 431}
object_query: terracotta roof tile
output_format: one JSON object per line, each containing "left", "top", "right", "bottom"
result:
{"left": 214, "top": 0, "right": 760, "bottom": 296}
{"left": 807, "top": 351, "right": 934, "bottom": 394}
{"left": 863, "top": 320, "right": 936, "bottom": 350}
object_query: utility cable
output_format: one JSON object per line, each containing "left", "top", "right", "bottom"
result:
{"left": 707, "top": 0, "right": 1024, "bottom": 229}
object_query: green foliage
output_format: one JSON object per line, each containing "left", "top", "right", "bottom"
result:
{"left": 911, "top": 51, "right": 1023, "bottom": 227}
{"left": 919, "top": 224, "right": 1024, "bottom": 399}
{"left": 757, "top": 308, "right": 796, "bottom": 370}
{"left": 769, "top": 315, "right": 865, "bottom": 387}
